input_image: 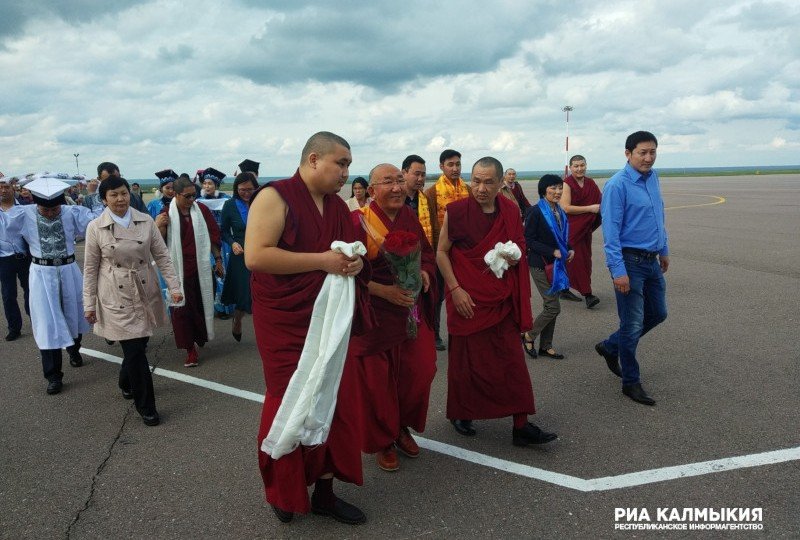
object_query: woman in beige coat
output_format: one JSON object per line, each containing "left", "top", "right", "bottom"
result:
{"left": 83, "top": 177, "right": 182, "bottom": 426}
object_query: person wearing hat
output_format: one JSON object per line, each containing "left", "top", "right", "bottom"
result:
{"left": 197, "top": 167, "right": 234, "bottom": 320}
{"left": 147, "top": 169, "right": 178, "bottom": 219}
{"left": 0, "top": 176, "right": 31, "bottom": 341}
{"left": 154, "top": 176, "right": 223, "bottom": 367}
{"left": 237, "top": 159, "right": 260, "bottom": 178}
{"left": 521, "top": 174, "right": 574, "bottom": 360}
{"left": 0, "top": 176, "right": 103, "bottom": 394}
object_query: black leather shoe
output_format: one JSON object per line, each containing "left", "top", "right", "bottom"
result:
{"left": 121, "top": 388, "right": 134, "bottom": 400}
{"left": 560, "top": 290, "right": 582, "bottom": 302}
{"left": 512, "top": 422, "right": 558, "bottom": 446}
{"left": 595, "top": 342, "right": 622, "bottom": 377}
{"left": 311, "top": 496, "right": 366, "bottom": 525}
{"left": 105, "top": 339, "right": 116, "bottom": 345}
{"left": 232, "top": 332, "right": 242, "bottom": 342}
{"left": 140, "top": 412, "right": 161, "bottom": 426}
{"left": 5, "top": 329, "right": 21, "bottom": 341}
{"left": 585, "top": 294, "right": 600, "bottom": 309}
{"left": 46, "top": 380, "right": 63, "bottom": 395}
{"left": 538, "top": 348, "right": 565, "bottom": 360}
{"left": 435, "top": 337, "right": 446, "bottom": 351}
{"left": 271, "top": 505, "right": 294, "bottom": 523}
{"left": 451, "top": 419, "right": 476, "bottom": 436}
{"left": 622, "top": 383, "right": 655, "bottom": 406}
{"left": 69, "top": 353, "right": 83, "bottom": 367}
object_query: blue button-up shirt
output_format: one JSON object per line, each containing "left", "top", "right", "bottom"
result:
{"left": 0, "top": 199, "right": 26, "bottom": 256}
{"left": 600, "top": 163, "right": 669, "bottom": 278}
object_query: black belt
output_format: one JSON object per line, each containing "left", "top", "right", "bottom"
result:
{"left": 622, "top": 248, "right": 659, "bottom": 260}
{"left": 31, "top": 254, "right": 75, "bottom": 266}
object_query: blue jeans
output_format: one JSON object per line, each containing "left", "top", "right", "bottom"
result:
{"left": 602, "top": 252, "right": 667, "bottom": 386}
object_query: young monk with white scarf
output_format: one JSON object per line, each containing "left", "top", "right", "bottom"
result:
{"left": 155, "top": 176, "right": 223, "bottom": 368}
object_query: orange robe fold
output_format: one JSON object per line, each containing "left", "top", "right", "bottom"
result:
{"left": 348, "top": 203, "right": 438, "bottom": 452}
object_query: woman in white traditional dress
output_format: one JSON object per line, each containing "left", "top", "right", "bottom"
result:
{"left": 0, "top": 177, "right": 103, "bottom": 394}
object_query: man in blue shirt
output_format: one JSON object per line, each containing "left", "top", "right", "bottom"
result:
{"left": 596, "top": 131, "right": 668, "bottom": 406}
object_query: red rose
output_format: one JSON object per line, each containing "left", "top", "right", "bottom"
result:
{"left": 383, "top": 230, "right": 419, "bottom": 257}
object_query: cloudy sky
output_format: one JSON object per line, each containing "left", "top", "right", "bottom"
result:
{"left": 1, "top": 0, "right": 798, "bottom": 179}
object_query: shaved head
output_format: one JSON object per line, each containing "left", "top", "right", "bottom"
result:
{"left": 301, "top": 131, "right": 351, "bottom": 163}
{"left": 472, "top": 156, "right": 503, "bottom": 181}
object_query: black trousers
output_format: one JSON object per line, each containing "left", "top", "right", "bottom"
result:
{"left": 40, "top": 334, "right": 82, "bottom": 382}
{"left": 118, "top": 337, "right": 156, "bottom": 415}
{"left": 0, "top": 253, "right": 30, "bottom": 332}
{"left": 434, "top": 269, "right": 445, "bottom": 339}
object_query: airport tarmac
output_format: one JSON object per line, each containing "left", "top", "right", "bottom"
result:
{"left": 1, "top": 174, "right": 798, "bottom": 538}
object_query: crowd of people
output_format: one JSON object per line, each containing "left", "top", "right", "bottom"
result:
{"left": 0, "top": 129, "right": 670, "bottom": 525}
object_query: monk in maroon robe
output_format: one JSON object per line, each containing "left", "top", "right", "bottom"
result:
{"left": 155, "top": 179, "right": 223, "bottom": 367}
{"left": 244, "top": 132, "right": 372, "bottom": 525}
{"left": 348, "top": 163, "right": 437, "bottom": 472}
{"left": 562, "top": 155, "right": 601, "bottom": 308}
{"left": 437, "top": 157, "right": 557, "bottom": 446}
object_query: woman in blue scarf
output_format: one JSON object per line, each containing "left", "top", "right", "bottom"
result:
{"left": 220, "top": 172, "right": 257, "bottom": 341}
{"left": 522, "top": 174, "right": 574, "bottom": 359}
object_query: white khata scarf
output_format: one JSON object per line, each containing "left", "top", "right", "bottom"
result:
{"left": 261, "top": 240, "right": 366, "bottom": 460}
{"left": 168, "top": 201, "right": 215, "bottom": 340}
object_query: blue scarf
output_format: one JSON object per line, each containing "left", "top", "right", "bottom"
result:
{"left": 537, "top": 198, "right": 570, "bottom": 295}
{"left": 234, "top": 198, "right": 249, "bottom": 225}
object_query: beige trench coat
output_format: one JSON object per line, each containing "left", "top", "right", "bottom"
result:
{"left": 83, "top": 208, "right": 181, "bottom": 341}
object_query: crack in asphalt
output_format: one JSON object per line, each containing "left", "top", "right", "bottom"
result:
{"left": 64, "top": 333, "right": 170, "bottom": 539}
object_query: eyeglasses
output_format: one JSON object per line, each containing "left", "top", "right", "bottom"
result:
{"left": 180, "top": 193, "right": 197, "bottom": 199}
{"left": 373, "top": 180, "right": 405, "bottom": 188}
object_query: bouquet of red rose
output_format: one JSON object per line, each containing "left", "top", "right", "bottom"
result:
{"left": 381, "top": 230, "right": 423, "bottom": 339}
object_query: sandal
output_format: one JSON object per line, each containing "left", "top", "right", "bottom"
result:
{"left": 538, "top": 348, "right": 565, "bottom": 360}
{"left": 521, "top": 333, "right": 537, "bottom": 359}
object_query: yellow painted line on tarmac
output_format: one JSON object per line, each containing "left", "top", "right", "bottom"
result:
{"left": 664, "top": 193, "right": 726, "bottom": 211}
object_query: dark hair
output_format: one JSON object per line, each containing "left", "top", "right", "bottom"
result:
{"left": 537, "top": 174, "right": 564, "bottom": 198}
{"left": 350, "top": 176, "right": 368, "bottom": 197}
{"left": 301, "top": 131, "right": 351, "bottom": 162}
{"left": 131, "top": 182, "right": 140, "bottom": 188}
{"left": 178, "top": 173, "right": 191, "bottom": 181}
{"left": 439, "top": 149, "right": 461, "bottom": 164}
{"left": 232, "top": 172, "right": 259, "bottom": 200}
{"left": 472, "top": 156, "right": 503, "bottom": 182}
{"left": 99, "top": 176, "right": 130, "bottom": 200}
{"left": 97, "top": 162, "right": 119, "bottom": 177}
{"left": 402, "top": 154, "right": 425, "bottom": 171}
{"left": 569, "top": 155, "right": 586, "bottom": 165}
{"left": 174, "top": 177, "right": 195, "bottom": 195}
{"left": 625, "top": 131, "right": 658, "bottom": 152}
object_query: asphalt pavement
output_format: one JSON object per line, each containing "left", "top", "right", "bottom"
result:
{"left": 1, "top": 174, "right": 798, "bottom": 538}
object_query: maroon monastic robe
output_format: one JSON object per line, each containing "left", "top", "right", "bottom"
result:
{"left": 163, "top": 202, "right": 220, "bottom": 349}
{"left": 252, "top": 172, "right": 372, "bottom": 514}
{"left": 564, "top": 175, "right": 601, "bottom": 295}
{"left": 444, "top": 195, "right": 536, "bottom": 420}
{"left": 348, "top": 203, "right": 437, "bottom": 453}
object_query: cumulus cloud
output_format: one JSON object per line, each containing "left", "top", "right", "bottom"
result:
{"left": 1, "top": 0, "right": 798, "bottom": 177}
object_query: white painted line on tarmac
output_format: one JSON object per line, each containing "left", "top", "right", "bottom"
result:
{"left": 80, "top": 347, "right": 800, "bottom": 492}
{"left": 82, "top": 347, "right": 266, "bottom": 404}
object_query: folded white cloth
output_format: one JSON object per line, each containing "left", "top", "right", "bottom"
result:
{"left": 484, "top": 241, "right": 522, "bottom": 278}
{"left": 261, "top": 240, "right": 367, "bottom": 460}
